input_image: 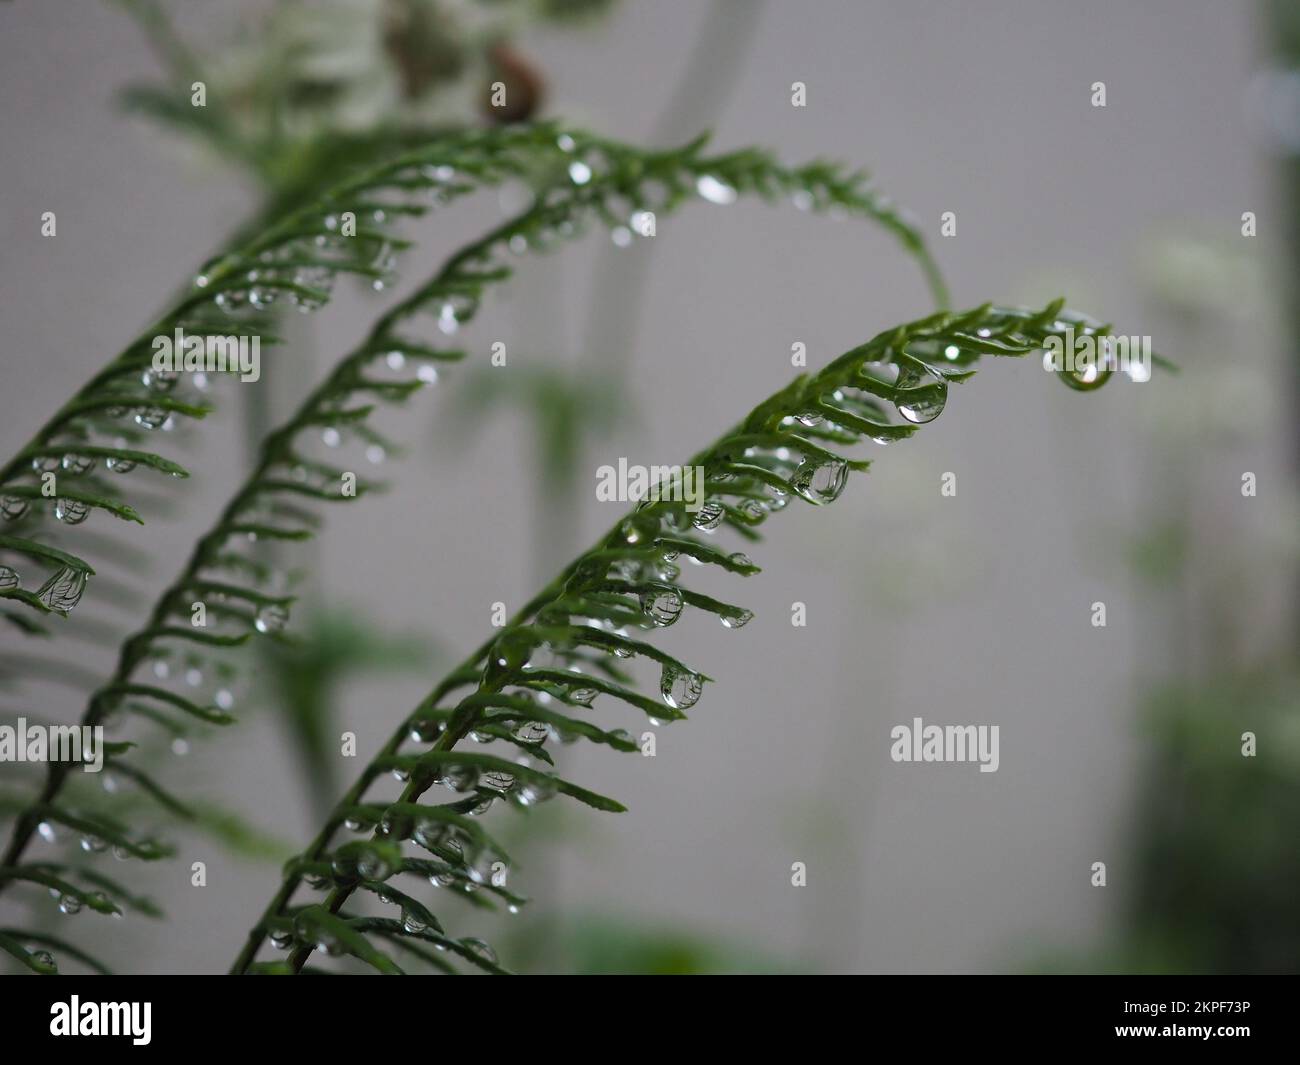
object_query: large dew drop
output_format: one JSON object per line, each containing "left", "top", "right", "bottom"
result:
{"left": 692, "top": 500, "right": 725, "bottom": 531}
{"left": 659, "top": 664, "right": 703, "bottom": 710}
{"left": 37, "top": 567, "right": 87, "bottom": 613}
{"left": 790, "top": 457, "right": 848, "bottom": 505}
{"left": 134, "top": 407, "right": 169, "bottom": 431}
{"left": 894, "top": 365, "right": 948, "bottom": 424}
{"left": 640, "top": 587, "right": 683, "bottom": 626}
{"left": 54, "top": 498, "right": 89, "bottom": 525}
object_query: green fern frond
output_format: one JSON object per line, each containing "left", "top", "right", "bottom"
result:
{"left": 232, "top": 299, "right": 1139, "bottom": 975}
{"left": 0, "top": 129, "right": 942, "bottom": 972}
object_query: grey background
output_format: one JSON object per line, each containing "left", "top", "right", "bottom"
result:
{"left": 0, "top": 0, "right": 1288, "bottom": 972}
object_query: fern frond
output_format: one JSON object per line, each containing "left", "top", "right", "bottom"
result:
{"left": 232, "top": 299, "right": 1139, "bottom": 974}
{"left": 0, "top": 128, "right": 941, "bottom": 973}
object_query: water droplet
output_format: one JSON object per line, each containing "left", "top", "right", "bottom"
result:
{"left": 37, "top": 567, "right": 88, "bottom": 612}
{"left": 105, "top": 455, "right": 136, "bottom": 473}
{"left": 293, "top": 912, "right": 340, "bottom": 955}
{"left": 610, "top": 226, "right": 632, "bottom": 247}
{"left": 659, "top": 664, "right": 703, "bottom": 710}
{"left": 171, "top": 737, "right": 189, "bottom": 756}
{"left": 214, "top": 289, "right": 249, "bottom": 315}
{"left": 721, "top": 609, "right": 754, "bottom": 629}
{"left": 134, "top": 407, "right": 169, "bottom": 430}
{"left": 37, "top": 821, "right": 56, "bottom": 843}
{"left": 640, "top": 587, "right": 683, "bottom": 626}
{"left": 728, "top": 552, "right": 754, "bottom": 569}
{"left": 343, "top": 818, "right": 363, "bottom": 832}
{"left": 618, "top": 512, "right": 660, "bottom": 546}
{"left": 355, "top": 847, "right": 392, "bottom": 881}
{"left": 330, "top": 854, "right": 359, "bottom": 883}
{"left": 417, "top": 364, "right": 439, "bottom": 385}
{"left": 57, "top": 893, "right": 82, "bottom": 915}
{"left": 894, "top": 365, "right": 948, "bottom": 424}
{"left": 437, "top": 764, "right": 480, "bottom": 793}
{"left": 408, "top": 717, "right": 444, "bottom": 743}
{"left": 481, "top": 769, "right": 515, "bottom": 794}
{"left": 568, "top": 160, "right": 592, "bottom": 185}
{"left": 269, "top": 929, "right": 293, "bottom": 950}
{"left": 143, "top": 367, "right": 181, "bottom": 392}
{"left": 485, "top": 631, "right": 532, "bottom": 685}
{"left": 513, "top": 777, "right": 556, "bottom": 807}
{"left": 248, "top": 285, "right": 277, "bottom": 309}
{"left": 437, "top": 303, "right": 459, "bottom": 335}
{"left": 30, "top": 950, "right": 56, "bottom": 971}
{"left": 696, "top": 174, "right": 738, "bottom": 205}
{"left": 32, "top": 455, "right": 60, "bottom": 473}
{"left": 54, "top": 497, "right": 89, "bottom": 525}
{"left": 413, "top": 818, "right": 450, "bottom": 850}
{"left": 790, "top": 457, "right": 848, "bottom": 505}
{"left": 1060, "top": 358, "right": 1112, "bottom": 392}
{"left": 80, "top": 834, "right": 107, "bottom": 853}
{"left": 60, "top": 453, "right": 95, "bottom": 475}
{"left": 1, "top": 495, "right": 31, "bottom": 521}
{"left": 185, "top": 667, "right": 203, "bottom": 687}
{"left": 402, "top": 909, "right": 428, "bottom": 934}
{"left": 0, "top": 566, "right": 19, "bottom": 591}
{"left": 255, "top": 603, "right": 289, "bottom": 634}
{"left": 796, "top": 410, "right": 823, "bottom": 427}
{"left": 461, "top": 937, "right": 497, "bottom": 964}
{"left": 321, "top": 427, "right": 341, "bottom": 448}
{"left": 692, "top": 500, "right": 725, "bottom": 531}
{"left": 513, "top": 721, "right": 550, "bottom": 744}
{"left": 391, "top": 766, "right": 410, "bottom": 782}
{"left": 289, "top": 266, "right": 332, "bottom": 312}
{"left": 738, "top": 498, "right": 767, "bottom": 522}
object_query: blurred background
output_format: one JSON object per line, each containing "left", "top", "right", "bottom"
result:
{"left": 1, "top": 0, "right": 1296, "bottom": 973}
